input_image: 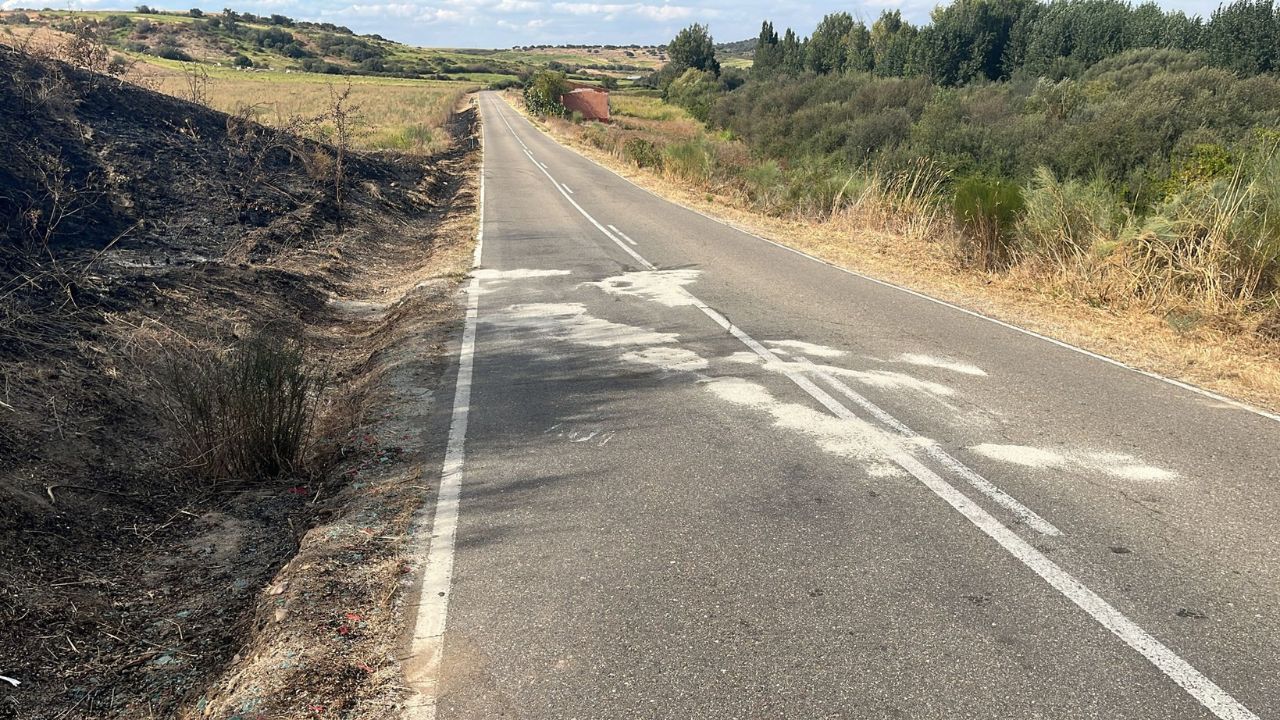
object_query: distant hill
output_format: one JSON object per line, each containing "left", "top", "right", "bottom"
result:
{"left": 717, "top": 37, "right": 757, "bottom": 56}
{"left": 0, "top": 8, "right": 526, "bottom": 80}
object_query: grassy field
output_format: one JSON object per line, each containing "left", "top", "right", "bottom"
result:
{"left": 485, "top": 45, "right": 665, "bottom": 70}
{"left": 151, "top": 67, "right": 475, "bottom": 154}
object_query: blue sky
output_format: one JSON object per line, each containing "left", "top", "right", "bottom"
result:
{"left": 2, "top": 0, "right": 1225, "bottom": 48}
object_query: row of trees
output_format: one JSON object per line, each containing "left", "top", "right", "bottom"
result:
{"left": 753, "top": 0, "right": 1279, "bottom": 85}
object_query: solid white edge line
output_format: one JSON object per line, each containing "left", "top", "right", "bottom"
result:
{"left": 404, "top": 100, "right": 486, "bottom": 720}
{"left": 486, "top": 93, "right": 1262, "bottom": 720}
{"left": 493, "top": 94, "right": 1280, "bottom": 427}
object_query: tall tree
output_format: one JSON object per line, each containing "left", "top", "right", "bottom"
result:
{"left": 753, "top": 21, "right": 781, "bottom": 77}
{"left": 807, "top": 12, "right": 855, "bottom": 73}
{"left": 779, "top": 27, "right": 805, "bottom": 75}
{"left": 845, "top": 21, "right": 875, "bottom": 72}
{"left": 668, "top": 23, "right": 721, "bottom": 75}
{"left": 1205, "top": 0, "right": 1276, "bottom": 75}
{"left": 918, "top": 0, "right": 1036, "bottom": 85}
{"left": 871, "top": 10, "right": 919, "bottom": 76}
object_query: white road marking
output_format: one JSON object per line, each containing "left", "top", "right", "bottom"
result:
{"left": 495, "top": 95, "right": 1280, "bottom": 427}
{"left": 970, "top": 443, "right": 1177, "bottom": 482}
{"left": 607, "top": 224, "right": 639, "bottom": 246}
{"left": 562, "top": 183, "right": 574, "bottom": 194}
{"left": 797, "top": 357, "right": 1062, "bottom": 536}
{"left": 404, "top": 106, "right": 488, "bottom": 720}
{"left": 896, "top": 353, "right": 988, "bottom": 377}
{"left": 485, "top": 93, "right": 1262, "bottom": 720}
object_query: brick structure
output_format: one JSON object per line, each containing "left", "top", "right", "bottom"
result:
{"left": 560, "top": 87, "right": 610, "bottom": 122}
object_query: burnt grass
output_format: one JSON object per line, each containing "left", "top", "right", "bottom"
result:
{"left": 0, "top": 45, "right": 475, "bottom": 718}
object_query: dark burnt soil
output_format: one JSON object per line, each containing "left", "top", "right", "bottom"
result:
{"left": 0, "top": 45, "right": 476, "bottom": 719}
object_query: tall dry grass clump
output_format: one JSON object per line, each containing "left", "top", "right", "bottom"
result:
{"left": 161, "top": 334, "right": 328, "bottom": 482}
{"left": 953, "top": 176, "right": 1025, "bottom": 270}
{"left": 1016, "top": 167, "right": 1127, "bottom": 268}
{"left": 1121, "top": 148, "right": 1280, "bottom": 313}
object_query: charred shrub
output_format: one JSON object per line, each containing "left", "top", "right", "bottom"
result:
{"left": 161, "top": 334, "right": 328, "bottom": 482}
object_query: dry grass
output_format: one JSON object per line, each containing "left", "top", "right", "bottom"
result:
{"left": 149, "top": 71, "right": 473, "bottom": 155}
{"left": 507, "top": 92, "right": 1280, "bottom": 413}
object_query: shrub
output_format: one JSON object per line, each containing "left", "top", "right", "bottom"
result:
{"left": 743, "top": 159, "right": 786, "bottom": 212}
{"left": 622, "top": 137, "right": 662, "bottom": 169}
{"left": 1123, "top": 150, "right": 1280, "bottom": 309}
{"left": 953, "top": 175, "right": 1025, "bottom": 270}
{"left": 783, "top": 159, "right": 869, "bottom": 218}
{"left": 661, "top": 139, "right": 713, "bottom": 185}
{"left": 665, "top": 67, "right": 719, "bottom": 122}
{"left": 523, "top": 70, "right": 568, "bottom": 116}
{"left": 161, "top": 335, "right": 328, "bottom": 481}
{"left": 152, "top": 44, "right": 191, "bottom": 61}
{"left": 232, "top": 54, "right": 253, "bottom": 68}
{"left": 1017, "top": 166, "right": 1127, "bottom": 265}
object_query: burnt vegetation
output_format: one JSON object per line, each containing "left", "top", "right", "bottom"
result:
{"left": 0, "top": 40, "right": 474, "bottom": 717}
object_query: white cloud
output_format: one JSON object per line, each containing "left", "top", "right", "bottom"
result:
{"left": 551, "top": 2, "right": 698, "bottom": 21}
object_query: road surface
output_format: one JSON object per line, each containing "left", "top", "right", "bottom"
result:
{"left": 405, "top": 91, "right": 1280, "bottom": 720}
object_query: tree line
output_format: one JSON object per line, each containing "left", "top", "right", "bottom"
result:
{"left": 752, "top": 0, "right": 1279, "bottom": 85}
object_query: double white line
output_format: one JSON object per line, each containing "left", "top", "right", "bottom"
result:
{"left": 478, "top": 94, "right": 1261, "bottom": 720}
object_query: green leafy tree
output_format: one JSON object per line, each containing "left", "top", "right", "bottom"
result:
{"left": 779, "top": 28, "right": 805, "bottom": 75}
{"left": 807, "top": 12, "right": 855, "bottom": 73}
{"left": 917, "top": 0, "right": 1035, "bottom": 85}
{"left": 753, "top": 21, "right": 781, "bottom": 77}
{"left": 871, "top": 11, "right": 919, "bottom": 76}
{"left": 845, "top": 21, "right": 874, "bottom": 72}
{"left": 523, "top": 70, "right": 569, "bottom": 116}
{"left": 1205, "top": 0, "right": 1277, "bottom": 75}
{"left": 667, "top": 23, "right": 720, "bottom": 75}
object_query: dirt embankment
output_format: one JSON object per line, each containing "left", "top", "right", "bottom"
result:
{"left": 1, "top": 45, "right": 477, "bottom": 718}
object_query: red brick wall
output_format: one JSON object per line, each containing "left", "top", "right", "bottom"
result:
{"left": 561, "top": 90, "right": 610, "bottom": 122}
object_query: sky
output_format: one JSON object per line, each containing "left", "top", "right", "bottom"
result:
{"left": 2, "top": 0, "right": 1225, "bottom": 49}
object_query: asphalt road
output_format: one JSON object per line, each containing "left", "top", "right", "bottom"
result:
{"left": 406, "top": 91, "right": 1280, "bottom": 720}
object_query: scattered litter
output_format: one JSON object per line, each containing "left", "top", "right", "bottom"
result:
{"left": 0, "top": 675, "right": 19, "bottom": 688}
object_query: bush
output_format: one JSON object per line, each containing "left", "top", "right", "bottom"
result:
{"left": 954, "top": 175, "right": 1025, "bottom": 270}
{"left": 661, "top": 139, "right": 713, "bottom": 185}
{"left": 523, "top": 69, "right": 568, "bottom": 116}
{"left": 1123, "top": 150, "right": 1280, "bottom": 309}
{"left": 743, "top": 159, "right": 786, "bottom": 212}
{"left": 1017, "top": 167, "right": 1127, "bottom": 265}
{"left": 665, "top": 67, "right": 719, "bottom": 122}
{"left": 152, "top": 45, "right": 191, "bottom": 61}
{"left": 623, "top": 137, "right": 662, "bottom": 169}
{"left": 782, "top": 158, "right": 869, "bottom": 217}
{"left": 161, "top": 335, "right": 328, "bottom": 481}
{"left": 232, "top": 54, "right": 253, "bottom": 68}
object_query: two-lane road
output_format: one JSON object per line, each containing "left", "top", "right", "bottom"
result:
{"left": 404, "top": 91, "right": 1279, "bottom": 719}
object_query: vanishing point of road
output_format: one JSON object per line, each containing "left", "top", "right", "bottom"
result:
{"left": 403, "top": 91, "right": 1279, "bottom": 720}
